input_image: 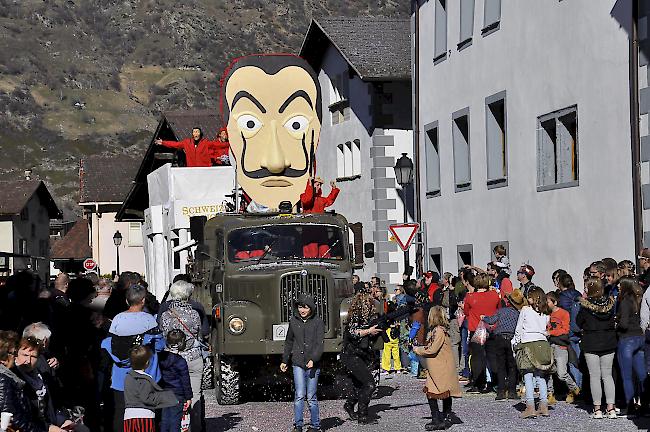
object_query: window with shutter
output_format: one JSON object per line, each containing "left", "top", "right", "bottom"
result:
{"left": 457, "top": 244, "right": 473, "bottom": 268}
{"left": 537, "top": 106, "right": 578, "bottom": 191}
{"left": 337, "top": 144, "right": 345, "bottom": 178}
{"left": 425, "top": 121, "right": 441, "bottom": 197}
{"left": 434, "top": 0, "right": 448, "bottom": 62}
{"left": 459, "top": 0, "right": 475, "bottom": 50}
{"left": 485, "top": 92, "right": 507, "bottom": 188}
{"left": 352, "top": 140, "right": 361, "bottom": 176}
{"left": 128, "top": 222, "right": 143, "bottom": 247}
{"left": 429, "top": 247, "right": 443, "bottom": 274}
{"left": 344, "top": 142, "right": 353, "bottom": 177}
{"left": 483, "top": 0, "right": 501, "bottom": 35}
{"left": 452, "top": 108, "right": 471, "bottom": 192}
{"left": 349, "top": 222, "right": 364, "bottom": 265}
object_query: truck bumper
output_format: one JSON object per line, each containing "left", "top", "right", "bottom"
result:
{"left": 221, "top": 338, "right": 343, "bottom": 356}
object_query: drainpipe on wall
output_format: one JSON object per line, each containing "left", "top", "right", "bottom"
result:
{"left": 412, "top": 0, "right": 423, "bottom": 277}
{"left": 630, "top": 0, "right": 642, "bottom": 264}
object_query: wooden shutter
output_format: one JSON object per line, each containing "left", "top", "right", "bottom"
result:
{"left": 349, "top": 222, "right": 364, "bottom": 265}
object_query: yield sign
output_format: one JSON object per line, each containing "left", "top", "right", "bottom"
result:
{"left": 388, "top": 223, "right": 420, "bottom": 251}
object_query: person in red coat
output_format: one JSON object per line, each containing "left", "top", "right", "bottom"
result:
{"left": 155, "top": 127, "right": 228, "bottom": 167}
{"left": 300, "top": 177, "right": 340, "bottom": 258}
{"left": 300, "top": 177, "right": 339, "bottom": 214}
{"left": 212, "top": 127, "right": 231, "bottom": 166}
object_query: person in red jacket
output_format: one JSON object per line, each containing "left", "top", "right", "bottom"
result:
{"left": 300, "top": 177, "right": 339, "bottom": 213}
{"left": 155, "top": 127, "right": 228, "bottom": 167}
{"left": 463, "top": 273, "right": 501, "bottom": 393}
{"left": 212, "top": 127, "right": 231, "bottom": 166}
{"left": 417, "top": 271, "right": 440, "bottom": 302}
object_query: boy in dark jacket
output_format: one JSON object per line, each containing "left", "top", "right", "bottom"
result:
{"left": 123, "top": 346, "right": 178, "bottom": 432}
{"left": 159, "top": 330, "right": 193, "bottom": 432}
{"left": 280, "top": 294, "right": 325, "bottom": 432}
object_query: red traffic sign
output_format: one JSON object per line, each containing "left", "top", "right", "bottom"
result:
{"left": 83, "top": 258, "right": 97, "bottom": 271}
{"left": 388, "top": 223, "right": 420, "bottom": 251}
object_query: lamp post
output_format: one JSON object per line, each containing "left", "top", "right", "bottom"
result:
{"left": 394, "top": 153, "right": 414, "bottom": 274}
{"left": 113, "top": 230, "right": 122, "bottom": 275}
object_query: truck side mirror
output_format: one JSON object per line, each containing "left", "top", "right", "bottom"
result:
{"left": 364, "top": 242, "right": 374, "bottom": 258}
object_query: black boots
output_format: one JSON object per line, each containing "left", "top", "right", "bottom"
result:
{"left": 343, "top": 401, "right": 358, "bottom": 420}
{"left": 357, "top": 403, "right": 377, "bottom": 424}
{"left": 425, "top": 399, "right": 446, "bottom": 431}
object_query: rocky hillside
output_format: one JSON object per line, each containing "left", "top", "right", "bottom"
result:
{"left": 0, "top": 0, "right": 409, "bottom": 217}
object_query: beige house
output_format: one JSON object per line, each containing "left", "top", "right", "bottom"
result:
{"left": 0, "top": 179, "right": 62, "bottom": 284}
{"left": 79, "top": 155, "right": 146, "bottom": 276}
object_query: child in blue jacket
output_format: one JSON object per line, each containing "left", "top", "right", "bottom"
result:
{"left": 159, "top": 330, "right": 193, "bottom": 432}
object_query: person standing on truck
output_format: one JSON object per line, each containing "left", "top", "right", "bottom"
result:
{"left": 154, "top": 127, "right": 229, "bottom": 168}
{"left": 213, "top": 127, "right": 231, "bottom": 166}
{"left": 300, "top": 177, "right": 339, "bottom": 214}
{"left": 280, "top": 294, "right": 325, "bottom": 432}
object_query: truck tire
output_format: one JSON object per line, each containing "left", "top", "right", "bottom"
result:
{"left": 217, "top": 355, "right": 240, "bottom": 405}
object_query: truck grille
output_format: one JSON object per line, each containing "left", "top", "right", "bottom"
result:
{"left": 280, "top": 272, "right": 329, "bottom": 330}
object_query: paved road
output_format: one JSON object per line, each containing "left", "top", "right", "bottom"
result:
{"left": 204, "top": 373, "right": 650, "bottom": 431}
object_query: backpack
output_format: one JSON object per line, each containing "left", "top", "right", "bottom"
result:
{"left": 111, "top": 334, "right": 144, "bottom": 361}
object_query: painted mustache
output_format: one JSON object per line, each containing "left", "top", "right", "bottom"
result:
{"left": 241, "top": 130, "right": 314, "bottom": 179}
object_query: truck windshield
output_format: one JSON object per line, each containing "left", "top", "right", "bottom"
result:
{"left": 228, "top": 224, "right": 345, "bottom": 262}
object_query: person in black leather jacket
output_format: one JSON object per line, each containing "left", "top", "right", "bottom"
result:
{"left": 0, "top": 330, "right": 49, "bottom": 432}
{"left": 340, "top": 291, "right": 383, "bottom": 425}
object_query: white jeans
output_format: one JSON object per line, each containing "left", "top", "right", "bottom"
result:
{"left": 584, "top": 352, "right": 615, "bottom": 406}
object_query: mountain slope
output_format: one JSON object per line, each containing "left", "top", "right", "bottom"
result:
{"left": 0, "top": 0, "right": 409, "bottom": 216}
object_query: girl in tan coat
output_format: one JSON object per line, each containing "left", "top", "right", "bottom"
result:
{"left": 414, "top": 306, "right": 462, "bottom": 431}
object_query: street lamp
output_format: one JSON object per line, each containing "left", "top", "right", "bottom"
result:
{"left": 394, "top": 153, "right": 414, "bottom": 274}
{"left": 113, "top": 230, "right": 122, "bottom": 275}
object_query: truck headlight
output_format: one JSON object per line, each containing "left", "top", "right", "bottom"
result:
{"left": 228, "top": 316, "right": 246, "bottom": 335}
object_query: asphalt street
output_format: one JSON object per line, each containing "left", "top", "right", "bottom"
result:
{"left": 204, "top": 373, "right": 650, "bottom": 431}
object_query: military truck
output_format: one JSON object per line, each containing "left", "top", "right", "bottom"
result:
{"left": 189, "top": 211, "right": 364, "bottom": 405}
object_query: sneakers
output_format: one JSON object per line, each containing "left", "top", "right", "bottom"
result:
{"left": 607, "top": 409, "right": 617, "bottom": 419}
{"left": 547, "top": 392, "right": 557, "bottom": 405}
{"left": 495, "top": 391, "right": 507, "bottom": 401}
{"left": 465, "top": 386, "right": 481, "bottom": 394}
{"left": 592, "top": 409, "right": 603, "bottom": 419}
{"left": 292, "top": 427, "right": 303, "bottom": 432}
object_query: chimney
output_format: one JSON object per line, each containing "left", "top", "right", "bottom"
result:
{"left": 24, "top": 168, "right": 32, "bottom": 180}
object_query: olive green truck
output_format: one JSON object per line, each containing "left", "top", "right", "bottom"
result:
{"left": 189, "top": 211, "right": 365, "bottom": 404}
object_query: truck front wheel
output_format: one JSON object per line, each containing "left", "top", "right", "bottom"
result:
{"left": 216, "top": 355, "right": 240, "bottom": 405}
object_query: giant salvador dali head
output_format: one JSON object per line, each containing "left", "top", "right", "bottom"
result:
{"left": 221, "top": 54, "right": 322, "bottom": 209}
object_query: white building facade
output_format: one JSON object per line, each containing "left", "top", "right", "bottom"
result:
{"left": 301, "top": 18, "right": 415, "bottom": 287}
{"left": 80, "top": 155, "right": 146, "bottom": 276}
{"left": 415, "top": 0, "right": 636, "bottom": 288}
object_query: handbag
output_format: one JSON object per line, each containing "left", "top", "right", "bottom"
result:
{"left": 168, "top": 308, "right": 214, "bottom": 390}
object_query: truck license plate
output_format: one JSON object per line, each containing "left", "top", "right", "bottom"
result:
{"left": 272, "top": 324, "right": 289, "bottom": 341}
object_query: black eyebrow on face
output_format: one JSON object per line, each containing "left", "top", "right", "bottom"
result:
{"left": 231, "top": 91, "right": 267, "bottom": 113}
{"left": 279, "top": 90, "right": 313, "bottom": 114}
